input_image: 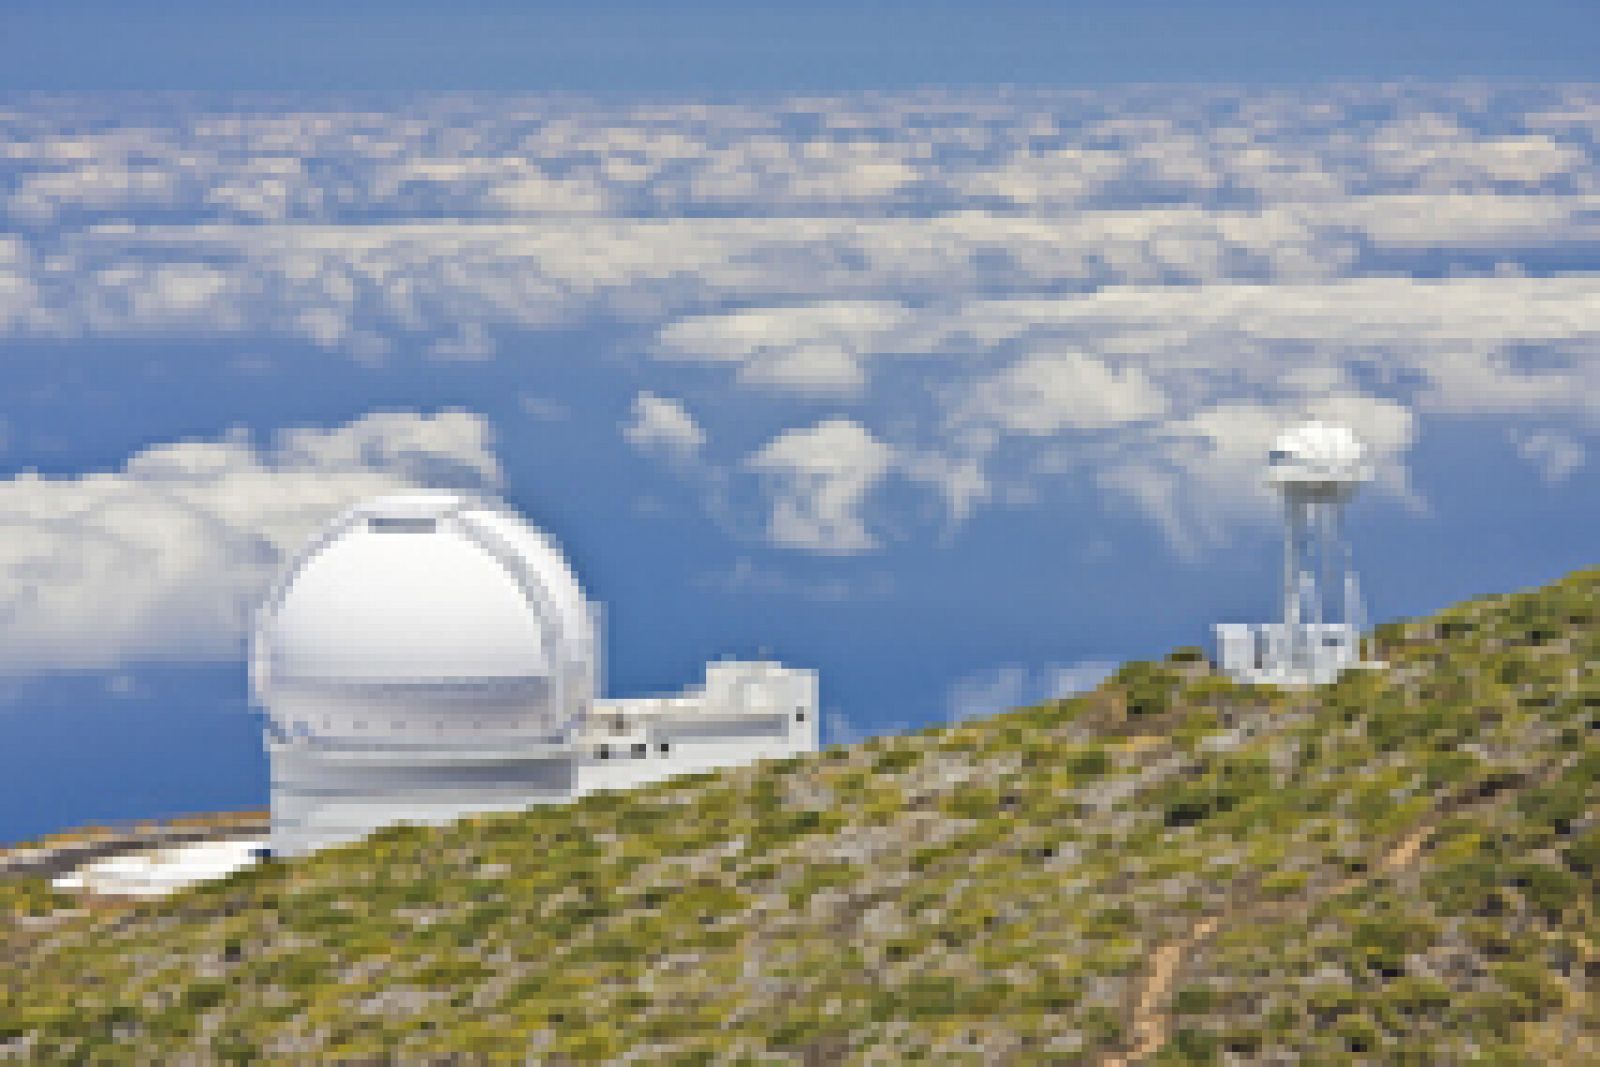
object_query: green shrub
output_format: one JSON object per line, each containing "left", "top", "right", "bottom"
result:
{"left": 1064, "top": 744, "right": 1110, "bottom": 778}
{"left": 1112, "top": 661, "right": 1181, "bottom": 718}
{"left": 1171, "top": 985, "right": 1216, "bottom": 1014}
{"left": 1260, "top": 868, "right": 1309, "bottom": 897}
{"left": 873, "top": 747, "right": 919, "bottom": 773}
{"left": 1489, "top": 962, "right": 1562, "bottom": 1020}
{"left": 1562, "top": 825, "right": 1600, "bottom": 874}
{"left": 1335, "top": 1015, "right": 1380, "bottom": 1054}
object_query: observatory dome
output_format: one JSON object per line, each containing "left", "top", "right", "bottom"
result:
{"left": 1267, "top": 421, "right": 1371, "bottom": 489}
{"left": 252, "top": 493, "right": 597, "bottom": 744}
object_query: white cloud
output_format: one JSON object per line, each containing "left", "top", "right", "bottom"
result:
{"left": 900, "top": 451, "right": 991, "bottom": 526}
{"left": 653, "top": 302, "right": 912, "bottom": 397}
{"left": 1315, "top": 193, "right": 1600, "bottom": 249}
{"left": 740, "top": 420, "right": 991, "bottom": 552}
{"left": 487, "top": 173, "right": 615, "bottom": 215}
{"left": 1509, "top": 428, "right": 1587, "bottom": 485}
{"left": 0, "top": 410, "right": 501, "bottom": 674}
{"left": 1044, "top": 660, "right": 1122, "bottom": 699}
{"left": 746, "top": 419, "right": 895, "bottom": 554}
{"left": 9, "top": 164, "right": 180, "bottom": 224}
{"left": 932, "top": 275, "right": 1600, "bottom": 371}
{"left": 954, "top": 147, "right": 1128, "bottom": 207}
{"left": 689, "top": 274, "right": 1592, "bottom": 547}
{"left": 686, "top": 137, "right": 919, "bottom": 206}
{"left": 956, "top": 352, "right": 1168, "bottom": 436}
{"left": 1097, "top": 395, "right": 1417, "bottom": 555}
{"left": 1368, "top": 118, "right": 1587, "bottom": 189}
{"left": 945, "top": 659, "right": 1117, "bottom": 722}
{"left": 3, "top": 201, "right": 1595, "bottom": 366}
{"left": 623, "top": 392, "right": 707, "bottom": 461}
{"left": 946, "top": 665, "right": 1033, "bottom": 722}
{"left": 1, "top": 87, "right": 1597, "bottom": 559}
{"left": 1421, "top": 347, "right": 1599, "bottom": 421}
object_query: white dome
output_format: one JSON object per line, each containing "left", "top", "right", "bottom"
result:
{"left": 1267, "top": 421, "right": 1371, "bottom": 489}
{"left": 1271, "top": 421, "right": 1363, "bottom": 464}
{"left": 252, "top": 493, "right": 597, "bottom": 744}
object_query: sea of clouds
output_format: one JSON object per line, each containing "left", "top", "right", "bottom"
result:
{"left": 0, "top": 83, "right": 1595, "bottom": 670}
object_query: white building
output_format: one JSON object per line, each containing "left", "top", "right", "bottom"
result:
{"left": 252, "top": 492, "right": 817, "bottom": 856}
{"left": 1215, "top": 421, "right": 1381, "bottom": 687}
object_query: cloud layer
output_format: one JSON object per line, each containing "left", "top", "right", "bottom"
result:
{"left": 0, "top": 411, "right": 501, "bottom": 672}
{"left": 1, "top": 83, "right": 1596, "bottom": 567}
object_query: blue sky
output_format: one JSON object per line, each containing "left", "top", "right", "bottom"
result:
{"left": 5, "top": 2, "right": 1599, "bottom": 91}
{"left": 1, "top": 7, "right": 1597, "bottom": 843}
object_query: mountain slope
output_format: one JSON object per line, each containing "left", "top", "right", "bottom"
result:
{"left": 3, "top": 568, "right": 1597, "bottom": 1064}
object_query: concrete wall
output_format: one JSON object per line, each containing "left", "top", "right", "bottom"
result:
{"left": 268, "top": 741, "right": 577, "bottom": 855}
{"left": 266, "top": 661, "right": 821, "bottom": 856}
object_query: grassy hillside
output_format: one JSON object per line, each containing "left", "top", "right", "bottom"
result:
{"left": 3, "top": 568, "right": 1596, "bottom": 1064}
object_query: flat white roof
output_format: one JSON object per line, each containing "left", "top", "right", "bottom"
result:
{"left": 52, "top": 837, "right": 266, "bottom": 898}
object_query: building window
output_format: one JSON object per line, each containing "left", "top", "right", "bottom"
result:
{"left": 632, "top": 743, "right": 647, "bottom": 758}
{"left": 368, "top": 515, "right": 437, "bottom": 534}
{"left": 598, "top": 745, "right": 610, "bottom": 760}
{"left": 795, "top": 711, "right": 806, "bottom": 722}
{"left": 658, "top": 742, "right": 671, "bottom": 755}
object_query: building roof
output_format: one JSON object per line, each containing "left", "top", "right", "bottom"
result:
{"left": 1266, "top": 421, "right": 1371, "bottom": 487}
{"left": 252, "top": 492, "right": 597, "bottom": 739}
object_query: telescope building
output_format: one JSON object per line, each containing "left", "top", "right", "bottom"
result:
{"left": 252, "top": 492, "right": 818, "bottom": 856}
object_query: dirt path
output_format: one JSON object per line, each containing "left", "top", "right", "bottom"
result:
{"left": 1102, "top": 916, "right": 1220, "bottom": 1067}
{"left": 1101, "top": 819, "right": 1441, "bottom": 1067}
{"left": 1377, "top": 821, "right": 1434, "bottom": 873}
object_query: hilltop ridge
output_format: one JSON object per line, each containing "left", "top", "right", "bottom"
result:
{"left": 3, "top": 568, "right": 1597, "bottom": 1064}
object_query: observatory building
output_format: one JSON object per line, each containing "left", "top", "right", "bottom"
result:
{"left": 1214, "top": 421, "right": 1382, "bottom": 687}
{"left": 252, "top": 492, "right": 817, "bottom": 856}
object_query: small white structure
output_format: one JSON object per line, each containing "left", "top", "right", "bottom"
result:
{"left": 253, "top": 492, "right": 818, "bottom": 857}
{"left": 52, "top": 838, "right": 266, "bottom": 898}
{"left": 1215, "top": 421, "right": 1382, "bottom": 687}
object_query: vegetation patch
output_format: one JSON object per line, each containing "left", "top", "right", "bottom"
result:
{"left": 2, "top": 567, "right": 1596, "bottom": 1063}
